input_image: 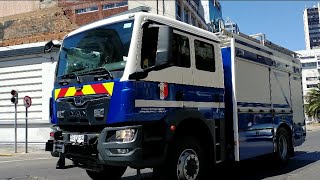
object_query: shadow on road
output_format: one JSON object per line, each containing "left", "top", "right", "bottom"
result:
{"left": 121, "top": 151, "right": 320, "bottom": 180}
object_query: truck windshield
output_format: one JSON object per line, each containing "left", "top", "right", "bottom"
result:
{"left": 56, "top": 20, "right": 134, "bottom": 79}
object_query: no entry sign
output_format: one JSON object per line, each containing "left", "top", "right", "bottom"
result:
{"left": 23, "top": 96, "right": 32, "bottom": 108}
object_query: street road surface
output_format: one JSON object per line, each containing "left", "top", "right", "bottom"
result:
{"left": 1, "top": 127, "right": 320, "bottom": 180}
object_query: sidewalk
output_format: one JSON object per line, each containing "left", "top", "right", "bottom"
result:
{"left": 0, "top": 144, "right": 49, "bottom": 157}
{"left": 306, "top": 122, "right": 320, "bottom": 132}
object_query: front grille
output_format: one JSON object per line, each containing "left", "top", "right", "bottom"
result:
{"left": 56, "top": 95, "right": 110, "bottom": 126}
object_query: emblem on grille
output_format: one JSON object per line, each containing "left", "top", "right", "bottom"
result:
{"left": 74, "top": 96, "right": 85, "bottom": 106}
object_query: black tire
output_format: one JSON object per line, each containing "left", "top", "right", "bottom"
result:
{"left": 86, "top": 165, "right": 127, "bottom": 180}
{"left": 163, "top": 136, "right": 207, "bottom": 180}
{"left": 274, "top": 127, "right": 292, "bottom": 165}
{"left": 50, "top": 151, "right": 59, "bottom": 157}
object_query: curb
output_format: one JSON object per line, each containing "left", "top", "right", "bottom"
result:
{"left": 0, "top": 153, "right": 13, "bottom": 156}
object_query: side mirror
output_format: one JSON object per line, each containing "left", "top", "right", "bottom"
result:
{"left": 154, "top": 25, "right": 173, "bottom": 69}
{"left": 44, "top": 40, "right": 61, "bottom": 53}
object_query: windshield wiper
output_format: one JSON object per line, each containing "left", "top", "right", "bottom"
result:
{"left": 78, "top": 67, "right": 114, "bottom": 80}
{"left": 58, "top": 71, "right": 81, "bottom": 85}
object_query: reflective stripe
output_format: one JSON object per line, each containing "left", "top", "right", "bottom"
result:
{"left": 54, "top": 82, "right": 115, "bottom": 100}
{"left": 54, "top": 89, "right": 61, "bottom": 100}
{"left": 103, "top": 82, "right": 114, "bottom": 96}
{"left": 82, "top": 84, "right": 95, "bottom": 95}
{"left": 135, "top": 100, "right": 223, "bottom": 108}
{"left": 65, "top": 87, "right": 76, "bottom": 97}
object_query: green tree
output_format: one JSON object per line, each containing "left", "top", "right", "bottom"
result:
{"left": 305, "top": 84, "right": 320, "bottom": 119}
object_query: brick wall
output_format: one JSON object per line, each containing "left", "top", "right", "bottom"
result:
{"left": 59, "top": 0, "right": 128, "bottom": 26}
{"left": 0, "top": 0, "right": 128, "bottom": 46}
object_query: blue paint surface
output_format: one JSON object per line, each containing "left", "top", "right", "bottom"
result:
{"left": 52, "top": 80, "right": 225, "bottom": 125}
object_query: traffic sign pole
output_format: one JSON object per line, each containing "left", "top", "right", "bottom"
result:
{"left": 25, "top": 107, "right": 28, "bottom": 153}
{"left": 14, "top": 103, "right": 17, "bottom": 153}
{"left": 23, "top": 96, "right": 32, "bottom": 154}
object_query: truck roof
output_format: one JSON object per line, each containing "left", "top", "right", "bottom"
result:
{"left": 66, "top": 12, "right": 220, "bottom": 43}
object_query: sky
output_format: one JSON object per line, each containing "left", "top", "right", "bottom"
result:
{"left": 220, "top": 1, "right": 320, "bottom": 51}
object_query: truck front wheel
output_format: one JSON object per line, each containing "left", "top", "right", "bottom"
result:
{"left": 86, "top": 165, "right": 127, "bottom": 180}
{"left": 165, "top": 136, "right": 207, "bottom": 180}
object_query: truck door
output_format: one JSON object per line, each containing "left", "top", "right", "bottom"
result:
{"left": 270, "top": 69, "right": 292, "bottom": 136}
{"left": 290, "top": 74, "right": 305, "bottom": 146}
{"left": 138, "top": 28, "right": 198, "bottom": 111}
{"left": 235, "top": 57, "right": 274, "bottom": 160}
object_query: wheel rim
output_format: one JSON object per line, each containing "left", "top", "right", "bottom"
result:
{"left": 177, "top": 149, "right": 200, "bottom": 180}
{"left": 279, "top": 135, "right": 288, "bottom": 160}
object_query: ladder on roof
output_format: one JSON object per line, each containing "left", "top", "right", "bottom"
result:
{"left": 215, "top": 29, "right": 297, "bottom": 58}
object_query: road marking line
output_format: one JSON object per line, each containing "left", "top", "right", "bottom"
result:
{"left": 0, "top": 157, "right": 54, "bottom": 164}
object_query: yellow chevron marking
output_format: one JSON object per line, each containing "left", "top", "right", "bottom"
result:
{"left": 65, "top": 87, "right": 76, "bottom": 97}
{"left": 54, "top": 89, "right": 61, "bottom": 100}
{"left": 103, "top": 82, "right": 114, "bottom": 96}
{"left": 82, "top": 85, "right": 96, "bottom": 95}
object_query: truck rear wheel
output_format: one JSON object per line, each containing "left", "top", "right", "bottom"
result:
{"left": 165, "top": 136, "right": 207, "bottom": 180}
{"left": 274, "top": 127, "right": 292, "bottom": 165}
{"left": 86, "top": 165, "right": 127, "bottom": 180}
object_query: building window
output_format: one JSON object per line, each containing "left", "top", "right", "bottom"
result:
{"left": 191, "top": 16, "right": 196, "bottom": 26}
{"left": 307, "top": 84, "right": 318, "bottom": 88}
{"left": 194, "top": 40, "right": 215, "bottom": 72}
{"left": 300, "top": 55, "right": 315, "bottom": 59}
{"left": 184, "top": 9, "right": 189, "bottom": 24}
{"left": 306, "top": 77, "right": 318, "bottom": 81}
{"left": 176, "top": 0, "right": 181, "bottom": 21}
{"left": 302, "top": 62, "right": 317, "bottom": 68}
{"left": 75, "top": 6, "right": 98, "bottom": 14}
{"left": 103, "top": 1, "right": 128, "bottom": 10}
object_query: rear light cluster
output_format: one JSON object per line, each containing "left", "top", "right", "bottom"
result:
{"left": 50, "top": 132, "right": 55, "bottom": 137}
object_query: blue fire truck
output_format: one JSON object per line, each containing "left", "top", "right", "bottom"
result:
{"left": 45, "top": 9, "right": 306, "bottom": 180}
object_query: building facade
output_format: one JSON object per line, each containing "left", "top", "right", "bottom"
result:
{"left": 0, "top": 43, "right": 58, "bottom": 144}
{"left": 303, "top": 3, "right": 320, "bottom": 50}
{"left": 128, "top": 0, "right": 208, "bottom": 29}
{"left": 296, "top": 49, "right": 320, "bottom": 121}
{"left": 59, "top": 0, "right": 128, "bottom": 26}
{"left": 224, "top": 18, "right": 240, "bottom": 34}
{"left": 202, "top": 0, "right": 224, "bottom": 32}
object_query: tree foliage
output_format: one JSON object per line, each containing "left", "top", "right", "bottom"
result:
{"left": 305, "top": 84, "right": 320, "bottom": 118}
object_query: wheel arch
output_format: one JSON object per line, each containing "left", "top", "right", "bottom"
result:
{"left": 276, "top": 122, "right": 294, "bottom": 156}
{"left": 163, "top": 109, "right": 216, "bottom": 164}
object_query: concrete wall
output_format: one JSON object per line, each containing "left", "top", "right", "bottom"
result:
{"left": 0, "top": 42, "right": 58, "bottom": 144}
{"left": 0, "top": 1, "right": 39, "bottom": 18}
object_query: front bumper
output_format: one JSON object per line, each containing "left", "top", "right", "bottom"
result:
{"left": 45, "top": 125, "right": 165, "bottom": 168}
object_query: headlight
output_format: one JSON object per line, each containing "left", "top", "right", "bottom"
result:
{"left": 116, "top": 129, "right": 136, "bottom": 142}
{"left": 106, "top": 129, "right": 136, "bottom": 142}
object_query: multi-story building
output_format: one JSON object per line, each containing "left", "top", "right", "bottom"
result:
{"left": 128, "top": 0, "right": 208, "bottom": 29}
{"left": 202, "top": 0, "right": 224, "bottom": 32}
{"left": 224, "top": 18, "right": 240, "bottom": 34}
{"left": 303, "top": 3, "right": 320, "bottom": 50}
{"left": 59, "top": 0, "right": 129, "bottom": 26}
{"left": 295, "top": 49, "right": 320, "bottom": 121}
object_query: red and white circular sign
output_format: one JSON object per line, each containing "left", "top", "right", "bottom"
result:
{"left": 23, "top": 96, "right": 32, "bottom": 108}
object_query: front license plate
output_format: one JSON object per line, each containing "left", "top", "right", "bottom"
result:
{"left": 70, "top": 134, "right": 84, "bottom": 143}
